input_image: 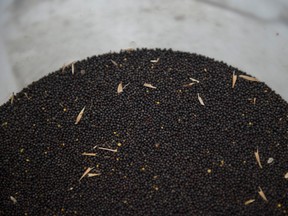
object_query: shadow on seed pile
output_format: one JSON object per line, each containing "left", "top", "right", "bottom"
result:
{"left": 0, "top": 49, "right": 287, "bottom": 216}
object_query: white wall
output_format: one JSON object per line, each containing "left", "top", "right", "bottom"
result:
{"left": 0, "top": 0, "right": 288, "bottom": 104}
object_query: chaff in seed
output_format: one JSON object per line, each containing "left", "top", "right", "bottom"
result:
{"left": 24, "top": 93, "right": 31, "bottom": 100}
{"left": 79, "top": 167, "right": 94, "bottom": 181}
{"left": 68, "top": 187, "right": 73, "bottom": 191}
{"left": 144, "top": 83, "right": 157, "bottom": 89}
{"left": 189, "top": 78, "right": 200, "bottom": 83}
{"left": 82, "top": 152, "right": 97, "bottom": 156}
{"left": 62, "top": 61, "right": 76, "bottom": 73}
{"left": 253, "top": 98, "right": 256, "bottom": 104}
{"left": 111, "top": 60, "right": 118, "bottom": 67}
{"left": 72, "top": 63, "right": 75, "bottom": 75}
{"left": 258, "top": 187, "right": 268, "bottom": 202}
{"left": 75, "top": 107, "right": 85, "bottom": 125}
{"left": 150, "top": 58, "right": 160, "bottom": 63}
{"left": 88, "top": 173, "right": 101, "bottom": 177}
{"left": 62, "top": 63, "right": 66, "bottom": 73}
{"left": 117, "top": 82, "right": 130, "bottom": 94}
{"left": 98, "top": 147, "right": 118, "bottom": 153}
{"left": 123, "top": 48, "right": 134, "bottom": 52}
{"left": 254, "top": 147, "right": 262, "bottom": 168}
{"left": 284, "top": 172, "right": 288, "bottom": 179}
{"left": 267, "top": 157, "right": 274, "bottom": 164}
{"left": 232, "top": 72, "right": 237, "bottom": 88}
{"left": 123, "top": 83, "right": 130, "bottom": 89}
{"left": 239, "top": 75, "right": 259, "bottom": 82}
{"left": 244, "top": 199, "right": 255, "bottom": 205}
{"left": 10, "top": 196, "right": 17, "bottom": 204}
{"left": 183, "top": 83, "right": 195, "bottom": 87}
{"left": 197, "top": 93, "right": 205, "bottom": 106}
{"left": 10, "top": 93, "right": 15, "bottom": 104}
{"left": 117, "top": 82, "right": 123, "bottom": 94}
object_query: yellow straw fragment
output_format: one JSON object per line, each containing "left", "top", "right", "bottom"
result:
{"left": 62, "top": 61, "right": 76, "bottom": 73}
{"left": 197, "top": 93, "right": 205, "bottom": 106}
{"left": 88, "top": 173, "right": 101, "bottom": 177}
{"left": 117, "top": 82, "right": 123, "bottom": 94}
{"left": 244, "top": 199, "right": 255, "bottom": 205}
{"left": 189, "top": 78, "right": 200, "bottom": 83}
{"left": 82, "top": 153, "right": 97, "bottom": 156}
{"left": 75, "top": 107, "right": 85, "bottom": 125}
{"left": 239, "top": 75, "right": 259, "bottom": 82}
{"left": 10, "top": 93, "right": 15, "bottom": 104}
{"left": 232, "top": 72, "right": 237, "bottom": 88}
{"left": 79, "top": 167, "right": 94, "bottom": 181}
{"left": 144, "top": 83, "right": 157, "bottom": 89}
{"left": 10, "top": 196, "right": 17, "bottom": 204}
{"left": 72, "top": 63, "right": 75, "bottom": 75}
{"left": 183, "top": 83, "right": 195, "bottom": 87}
{"left": 111, "top": 60, "right": 118, "bottom": 66}
{"left": 98, "top": 147, "right": 118, "bottom": 153}
{"left": 150, "top": 58, "right": 160, "bottom": 63}
{"left": 258, "top": 187, "right": 268, "bottom": 202}
{"left": 254, "top": 148, "right": 263, "bottom": 169}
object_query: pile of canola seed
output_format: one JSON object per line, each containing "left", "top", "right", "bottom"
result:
{"left": 0, "top": 49, "right": 288, "bottom": 216}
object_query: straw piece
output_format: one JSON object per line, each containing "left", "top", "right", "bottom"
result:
{"left": 98, "top": 147, "right": 117, "bottom": 153}
{"left": 150, "top": 58, "right": 160, "bottom": 63}
{"left": 254, "top": 148, "right": 263, "bottom": 169}
{"left": 88, "top": 173, "right": 101, "bottom": 177}
{"left": 111, "top": 60, "right": 118, "bottom": 66}
{"left": 244, "top": 199, "right": 255, "bottom": 205}
{"left": 197, "top": 93, "right": 205, "bottom": 106}
{"left": 189, "top": 78, "right": 200, "bottom": 83}
{"left": 10, "top": 196, "right": 17, "bottom": 204}
{"left": 239, "top": 75, "right": 259, "bottom": 82}
{"left": 82, "top": 153, "right": 97, "bottom": 156}
{"left": 117, "top": 82, "right": 123, "bottom": 94}
{"left": 75, "top": 107, "right": 86, "bottom": 125}
{"left": 232, "top": 72, "right": 237, "bottom": 88}
{"left": 79, "top": 167, "right": 94, "bottom": 181}
{"left": 144, "top": 83, "right": 156, "bottom": 89}
{"left": 258, "top": 187, "right": 268, "bottom": 202}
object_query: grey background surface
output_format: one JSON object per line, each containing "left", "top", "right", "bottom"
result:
{"left": 0, "top": 0, "right": 287, "bottom": 104}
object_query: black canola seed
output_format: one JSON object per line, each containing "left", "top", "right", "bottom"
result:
{"left": 0, "top": 48, "right": 287, "bottom": 215}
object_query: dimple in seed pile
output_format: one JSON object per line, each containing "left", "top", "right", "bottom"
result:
{"left": 0, "top": 49, "right": 288, "bottom": 215}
